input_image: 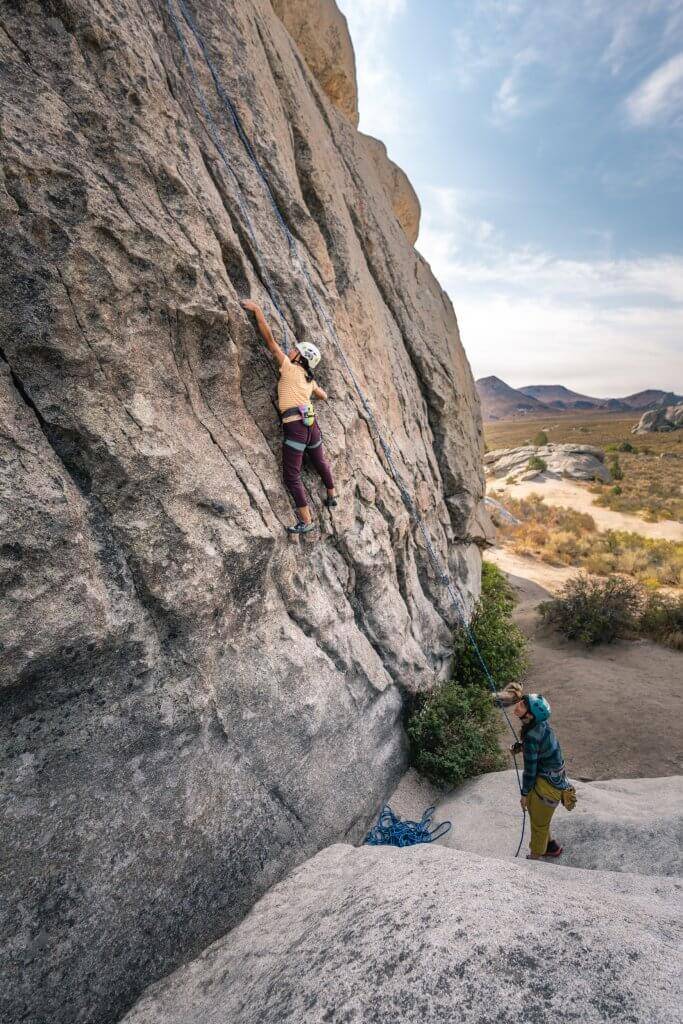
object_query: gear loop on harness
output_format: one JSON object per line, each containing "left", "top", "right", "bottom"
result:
{"left": 165, "top": 0, "right": 527, "bottom": 856}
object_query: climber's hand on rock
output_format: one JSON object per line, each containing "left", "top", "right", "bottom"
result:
{"left": 241, "top": 299, "right": 260, "bottom": 314}
{"left": 520, "top": 796, "right": 528, "bottom": 811}
{"left": 509, "top": 740, "right": 523, "bottom": 755}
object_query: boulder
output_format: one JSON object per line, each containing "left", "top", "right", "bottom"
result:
{"left": 633, "top": 404, "right": 683, "bottom": 434}
{"left": 0, "top": 2, "right": 484, "bottom": 1022}
{"left": 121, "top": 839, "right": 682, "bottom": 1024}
{"left": 484, "top": 444, "right": 611, "bottom": 482}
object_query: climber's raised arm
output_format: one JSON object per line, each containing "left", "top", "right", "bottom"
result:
{"left": 312, "top": 383, "right": 328, "bottom": 401}
{"left": 242, "top": 300, "right": 286, "bottom": 367}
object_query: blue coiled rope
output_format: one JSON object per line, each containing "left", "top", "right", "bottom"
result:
{"left": 163, "top": 0, "right": 527, "bottom": 857}
{"left": 364, "top": 805, "right": 451, "bottom": 848}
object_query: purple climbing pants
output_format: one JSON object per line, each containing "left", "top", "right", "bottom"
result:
{"left": 282, "top": 420, "right": 334, "bottom": 509}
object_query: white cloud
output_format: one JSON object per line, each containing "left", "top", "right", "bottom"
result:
{"left": 417, "top": 187, "right": 683, "bottom": 395}
{"left": 626, "top": 52, "right": 683, "bottom": 125}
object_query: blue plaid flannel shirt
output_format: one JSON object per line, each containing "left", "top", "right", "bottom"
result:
{"left": 521, "top": 720, "right": 570, "bottom": 796}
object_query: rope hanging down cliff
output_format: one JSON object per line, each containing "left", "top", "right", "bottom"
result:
{"left": 164, "top": 0, "right": 527, "bottom": 857}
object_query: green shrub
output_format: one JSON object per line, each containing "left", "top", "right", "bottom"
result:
{"left": 611, "top": 485, "right": 622, "bottom": 495}
{"left": 618, "top": 441, "right": 635, "bottom": 453}
{"left": 639, "top": 591, "right": 683, "bottom": 649}
{"left": 539, "top": 574, "right": 642, "bottom": 646}
{"left": 407, "top": 563, "right": 526, "bottom": 787}
{"left": 527, "top": 455, "right": 547, "bottom": 473}
{"left": 451, "top": 562, "right": 528, "bottom": 687}
{"left": 533, "top": 431, "right": 548, "bottom": 446}
{"left": 609, "top": 455, "right": 624, "bottom": 480}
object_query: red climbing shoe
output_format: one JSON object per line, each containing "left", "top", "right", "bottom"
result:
{"left": 544, "top": 840, "right": 563, "bottom": 858}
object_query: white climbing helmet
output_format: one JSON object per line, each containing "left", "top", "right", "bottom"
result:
{"left": 295, "top": 341, "right": 321, "bottom": 370}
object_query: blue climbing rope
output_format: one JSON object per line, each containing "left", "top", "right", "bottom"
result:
{"left": 163, "top": 0, "right": 527, "bottom": 857}
{"left": 364, "top": 805, "right": 451, "bottom": 847}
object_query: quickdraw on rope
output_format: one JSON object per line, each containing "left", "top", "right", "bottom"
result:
{"left": 364, "top": 805, "right": 451, "bottom": 848}
{"left": 164, "top": 0, "right": 527, "bottom": 857}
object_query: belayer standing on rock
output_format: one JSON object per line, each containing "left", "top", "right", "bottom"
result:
{"left": 242, "top": 300, "right": 337, "bottom": 535}
{"left": 511, "top": 694, "right": 577, "bottom": 860}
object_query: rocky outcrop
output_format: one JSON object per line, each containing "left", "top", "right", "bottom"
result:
{"left": 122, "top": 837, "right": 681, "bottom": 1023}
{"left": 484, "top": 444, "right": 612, "bottom": 483}
{"left": 436, "top": 770, "right": 683, "bottom": 875}
{"left": 271, "top": 0, "right": 359, "bottom": 125}
{"left": 361, "top": 134, "right": 421, "bottom": 245}
{"left": 0, "top": 2, "right": 483, "bottom": 1022}
{"left": 633, "top": 403, "right": 683, "bottom": 433}
{"left": 271, "top": 1, "right": 421, "bottom": 244}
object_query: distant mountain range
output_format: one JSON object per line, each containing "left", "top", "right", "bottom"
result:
{"left": 477, "top": 376, "right": 683, "bottom": 422}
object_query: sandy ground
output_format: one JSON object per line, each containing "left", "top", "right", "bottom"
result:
{"left": 485, "top": 547, "right": 683, "bottom": 780}
{"left": 488, "top": 474, "right": 683, "bottom": 541}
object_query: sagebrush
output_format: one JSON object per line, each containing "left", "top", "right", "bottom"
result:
{"left": 407, "top": 562, "right": 526, "bottom": 788}
{"left": 540, "top": 574, "right": 683, "bottom": 649}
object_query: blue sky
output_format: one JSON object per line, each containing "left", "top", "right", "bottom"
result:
{"left": 338, "top": 0, "right": 683, "bottom": 397}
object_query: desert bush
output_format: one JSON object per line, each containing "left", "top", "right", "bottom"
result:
{"left": 533, "top": 431, "right": 548, "bottom": 446}
{"left": 407, "top": 562, "right": 524, "bottom": 787}
{"left": 527, "top": 455, "right": 547, "bottom": 472}
{"left": 611, "top": 485, "right": 622, "bottom": 495}
{"left": 539, "top": 575, "right": 642, "bottom": 645}
{"left": 451, "top": 562, "right": 528, "bottom": 688}
{"left": 609, "top": 455, "right": 624, "bottom": 480}
{"left": 639, "top": 592, "right": 683, "bottom": 650}
{"left": 496, "top": 496, "right": 683, "bottom": 585}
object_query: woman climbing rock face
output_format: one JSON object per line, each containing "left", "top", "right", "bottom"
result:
{"left": 242, "top": 300, "right": 337, "bottom": 534}
{"left": 511, "top": 694, "right": 577, "bottom": 860}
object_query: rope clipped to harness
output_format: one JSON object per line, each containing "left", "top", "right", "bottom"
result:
{"left": 364, "top": 805, "right": 452, "bottom": 848}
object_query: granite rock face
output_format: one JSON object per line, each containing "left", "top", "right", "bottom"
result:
{"left": 0, "top": 1, "right": 483, "bottom": 1022}
{"left": 271, "top": 0, "right": 359, "bottom": 125}
{"left": 484, "top": 444, "right": 612, "bottom": 483}
{"left": 121, "top": 840, "right": 682, "bottom": 1024}
{"left": 361, "top": 133, "right": 421, "bottom": 244}
{"left": 633, "top": 403, "right": 683, "bottom": 433}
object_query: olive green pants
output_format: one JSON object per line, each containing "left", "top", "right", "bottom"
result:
{"left": 528, "top": 777, "right": 563, "bottom": 856}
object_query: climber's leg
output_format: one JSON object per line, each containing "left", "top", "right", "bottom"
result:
{"left": 282, "top": 423, "right": 311, "bottom": 524}
{"left": 527, "top": 778, "right": 561, "bottom": 857}
{"left": 306, "top": 424, "right": 336, "bottom": 506}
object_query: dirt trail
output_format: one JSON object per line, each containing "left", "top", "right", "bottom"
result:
{"left": 489, "top": 476, "right": 683, "bottom": 541}
{"left": 485, "top": 547, "right": 683, "bottom": 781}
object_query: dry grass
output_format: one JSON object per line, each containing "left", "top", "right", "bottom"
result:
{"left": 485, "top": 412, "right": 683, "bottom": 523}
{"left": 493, "top": 493, "right": 683, "bottom": 587}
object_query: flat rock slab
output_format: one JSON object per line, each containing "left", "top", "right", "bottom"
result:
{"left": 122, "top": 842, "right": 681, "bottom": 1024}
{"left": 436, "top": 770, "right": 683, "bottom": 875}
{"left": 485, "top": 444, "right": 611, "bottom": 482}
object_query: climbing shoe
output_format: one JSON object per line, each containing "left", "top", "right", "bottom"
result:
{"left": 324, "top": 496, "right": 338, "bottom": 509}
{"left": 544, "top": 840, "right": 563, "bottom": 858}
{"left": 287, "top": 521, "right": 317, "bottom": 535}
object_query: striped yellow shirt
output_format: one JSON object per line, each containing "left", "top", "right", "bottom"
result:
{"left": 278, "top": 358, "right": 315, "bottom": 422}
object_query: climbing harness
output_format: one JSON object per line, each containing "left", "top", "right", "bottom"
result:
{"left": 364, "top": 805, "right": 451, "bottom": 847}
{"left": 280, "top": 404, "right": 316, "bottom": 429}
{"left": 164, "top": 0, "right": 527, "bottom": 856}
